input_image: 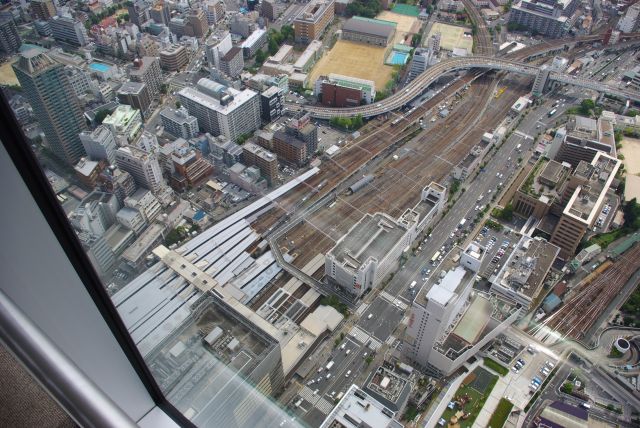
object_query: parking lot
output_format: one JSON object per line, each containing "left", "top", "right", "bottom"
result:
{"left": 474, "top": 224, "right": 518, "bottom": 279}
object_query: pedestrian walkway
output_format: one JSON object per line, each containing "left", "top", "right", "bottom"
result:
{"left": 380, "top": 290, "right": 409, "bottom": 311}
{"left": 298, "top": 386, "right": 334, "bottom": 415}
{"left": 349, "top": 325, "right": 383, "bottom": 350}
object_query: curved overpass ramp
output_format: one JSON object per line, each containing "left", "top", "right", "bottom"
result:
{"left": 298, "top": 56, "right": 640, "bottom": 119}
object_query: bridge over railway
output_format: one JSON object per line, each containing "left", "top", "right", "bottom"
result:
{"left": 295, "top": 56, "right": 640, "bottom": 119}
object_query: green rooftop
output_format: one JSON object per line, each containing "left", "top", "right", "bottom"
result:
{"left": 352, "top": 16, "right": 397, "bottom": 28}
{"left": 611, "top": 232, "right": 640, "bottom": 257}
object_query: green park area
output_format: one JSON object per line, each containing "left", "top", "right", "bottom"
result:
{"left": 439, "top": 367, "right": 498, "bottom": 427}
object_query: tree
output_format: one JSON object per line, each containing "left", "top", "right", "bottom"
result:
{"left": 268, "top": 38, "right": 279, "bottom": 55}
{"left": 160, "top": 83, "right": 168, "bottom": 94}
{"left": 495, "top": 24, "right": 502, "bottom": 33}
{"left": 561, "top": 382, "right": 574, "bottom": 394}
{"left": 580, "top": 99, "right": 596, "bottom": 116}
{"left": 175, "top": 101, "right": 181, "bottom": 109}
{"left": 121, "top": 13, "right": 129, "bottom": 22}
{"left": 254, "top": 49, "right": 267, "bottom": 65}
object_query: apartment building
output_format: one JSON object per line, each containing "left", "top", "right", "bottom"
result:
{"left": 294, "top": 0, "right": 335, "bottom": 43}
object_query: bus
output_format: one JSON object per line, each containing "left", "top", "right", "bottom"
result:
{"left": 431, "top": 251, "right": 441, "bottom": 264}
{"left": 325, "top": 361, "right": 335, "bottom": 371}
{"left": 458, "top": 218, "right": 467, "bottom": 229}
{"left": 391, "top": 117, "right": 403, "bottom": 126}
{"left": 548, "top": 109, "right": 557, "bottom": 117}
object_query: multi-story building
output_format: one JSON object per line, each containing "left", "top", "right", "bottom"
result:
{"left": 618, "top": 2, "right": 640, "bottom": 33}
{"left": 230, "top": 14, "right": 254, "bottom": 38}
{"left": 149, "top": 0, "right": 171, "bottom": 25}
{"left": 509, "top": 0, "right": 579, "bottom": 38}
{"left": 341, "top": 16, "right": 396, "bottom": 47}
{"left": 80, "top": 125, "right": 117, "bottom": 165}
{"left": 13, "top": 48, "right": 87, "bottom": 166}
{"left": 294, "top": 0, "right": 335, "bottom": 44}
{"left": 427, "top": 32, "right": 441, "bottom": 53}
{"left": 124, "top": 189, "right": 162, "bottom": 223}
{"left": 64, "top": 66, "right": 92, "bottom": 98}
{"left": 242, "top": 141, "right": 278, "bottom": 185}
{"left": 185, "top": 9, "right": 208, "bottom": 38}
{"left": 550, "top": 152, "right": 621, "bottom": 259}
{"left": 261, "top": 0, "right": 278, "bottom": 21}
{"left": 31, "top": 0, "right": 56, "bottom": 21}
{"left": 315, "top": 74, "right": 376, "bottom": 106}
{"left": 170, "top": 142, "right": 214, "bottom": 190}
{"left": 159, "top": 44, "right": 189, "bottom": 71}
{"left": 490, "top": 235, "right": 560, "bottom": 311}
{"left": 99, "top": 166, "right": 137, "bottom": 205}
{"left": 178, "top": 79, "right": 261, "bottom": 142}
{"left": 272, "top": 131, "right": 307, "bottom": 165}
{"left": 70, "top": 191, "right": 119, "bottom": 236}
{"left": 49, "top": 15, "right": 89, "bottom": 46}
{"left": 284, "top": 111, "right": 318, "bottom": 156}
{"left": 127, "top": 0, "right": 149, "bottom": 27}
{"left": 78, "top": 232, "right": 116, "bottom": 279}
{"left": 554, "top": 115, "right": 616, "bottom": 167}
{"left": 208, "top": 135, "right": 243, "bottom": 167}
{"left": 404, "top": 242, "right": 520, "bottom": 377}
{"left": 325, "top": 182, "right": 446, "bottom": 298}
{"left": 219, "top": 46, "right": 244, "bottom": 78}
{"left": 114, "top": 145, "right": 165, "bottom": 193}
{"left": 128, "top": 57, "right": 162, "bottom": 99}
{"left": 74, "top": 158, "right": 104, "bottom": 189}
{"left": 204, "top": 30, "right": 232, "bottom": 69}
{"left": 204, "top": 0, "right": 226, "bottom": 24}
{"left": 117, "top": 81, "right": 152, "bottom": 119}
{"left": 240, "top": 29, "right": 268, "bottom": 58}
{"left": 116, "top": 206, "right": 147, "bottom": 234}
{"left": 0, "top": 15, "right": 21, "bottom": 55}
{"left": 259, "top": 85, "right": 284, "bottom": 123}
{"left": 408, "top": 48, "right": 433, "bottom": 81}
{"left": 102, "top": 105, "right": 143, "bottom": 142}
{"left": 320, "top": 385, "right": 403, "bottom": 428}
{"left": 160, "top": 107, "right": 199, "bottom": 139}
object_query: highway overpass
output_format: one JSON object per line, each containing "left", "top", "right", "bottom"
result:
{"left": 295, "top": 56, "right": 640, "bottom": 119}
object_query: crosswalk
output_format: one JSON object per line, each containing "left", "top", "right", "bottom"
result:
{"left": 356, "top": 302, "right": 369, "bottom": 316}
{"left": 298, "top": 386, "right": 334, "bottom": 415}
{"left": 349, "top": 326, "right": 370, "bottom": 344}
{"left": 349, "top": 325, "right": 382, "bottom": 350}
{"left": 379, "top": 291, "right": 409, "bottom": 311}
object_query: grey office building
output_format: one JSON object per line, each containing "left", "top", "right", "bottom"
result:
{"left": 509, "top": 0, "right": 578, "bottom": 38}
{"left": 13, "top": 48, "right": 87, "bottom": 166}
{"left": 0, "top": 15, "right": 21, "bottom": 54}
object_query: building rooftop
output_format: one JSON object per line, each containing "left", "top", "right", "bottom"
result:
{"left": 295, "top": 0, "right": 335, "bottom": 24}
{"left": 328, "top": 212, "right": 408, "bottom": 274}
{"left": 179, "top": 79, "right": 258, "bottom": 116}
{"left": 222, "top": 46, "right": 242, "bottom": 61}
{"left": 273, "top": 130, "right": 307, "bottom": 149}
{"left": 118, "top": 81, "right": 146, "bottom": 95}
{"left": 103, "top": 105, "right": 140, "bottom": 127}
{"left": 243, "top": 141, "right": 277, "bottom": 162}
{"left": 326, "top": 73, "right": 375, "bottom": 92}
{"left": 241, "top": 29, "right": 266, "bottom": 48}
{"left": 492, "top": 236, "right": 560, "bottom": 300}
{"left": 74, "top": 158, "right": 100, "bottom": 176}
{"left": 160, "top": 107, "right": 196, "bottom": 124}
{"left": 343, "top": 16, "right": 397, "bottom": 38}
{"left": 363, "top": 366, "right": 411, "bottom": 412}
{"left": 564, "top": 152, "right": 621, "bottom": 225}
{"left": 434, "top": 293, "right": 518, "bottom": 361}
{"left": 320, "top": 385, "right": 402, "bottom": 428}
{"left": 519, "top": 157, "right": 571, "bottom": 199}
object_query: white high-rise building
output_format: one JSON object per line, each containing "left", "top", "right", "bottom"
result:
{"left": 49, "top": 15, "right": 89, "bottom": 46}
{"left": 114, "top": 146, "right": 165, "bottom": 193}
{"left": 404, "top": 242, "right": 521, "bottom": 377}
{"left": 178, "top": 78, "right": 261, "bottom": 142}
{"left": 79, "top": 125, "right": 117, "bottom": 165}
{"left": 204, "top": 31, "right": 232, "bottom": 69}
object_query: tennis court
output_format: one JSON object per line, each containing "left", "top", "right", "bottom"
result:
{"left": 428, "top": 22, "right": 474, "bottom": 52}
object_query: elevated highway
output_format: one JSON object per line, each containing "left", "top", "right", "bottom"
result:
{"left": 297, "top": 56, "right": 640, "bottom": 119}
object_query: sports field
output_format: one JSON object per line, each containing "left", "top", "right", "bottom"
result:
{"left": 428, "top": 22, "right": 474, "bottom": 52}
{"left": 308, "top": 40, "right": 393, "bottom": 89}
{"left": 377, "top": 11, "right": 422, "bottom": 45}
{"left": 0, "top": 61, "right": 19, "bottom": 86}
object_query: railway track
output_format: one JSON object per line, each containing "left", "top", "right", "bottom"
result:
{"left": 529, "top": 244, "right": 640, "bottom": 342}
